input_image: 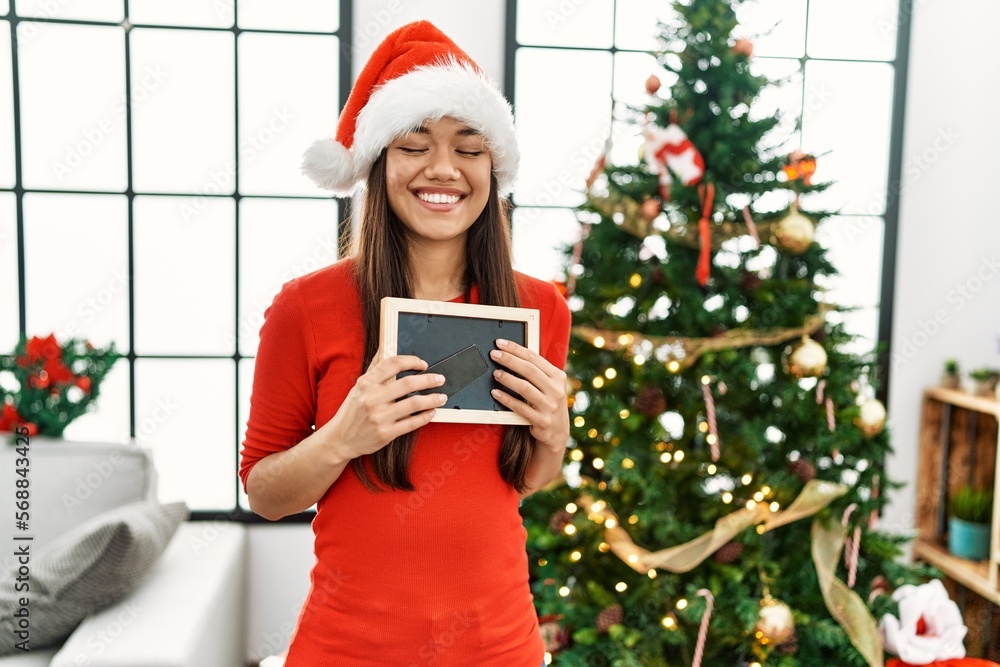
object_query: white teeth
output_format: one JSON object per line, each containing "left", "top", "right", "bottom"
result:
{"left": 417, "top": 192, "right": 461, "bottom": 204}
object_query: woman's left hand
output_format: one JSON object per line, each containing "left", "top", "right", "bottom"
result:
{"left": 489, "top": 338, "right": 569, "bottom": 452}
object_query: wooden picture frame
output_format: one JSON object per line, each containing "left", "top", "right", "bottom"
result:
{"left": 379, "top": 296, "right": 540, "bottom": 425}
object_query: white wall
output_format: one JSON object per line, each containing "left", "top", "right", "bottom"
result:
{"left": 244, "top": 3, "right": 506, "bottom": 661}
{"left": 883, "top": 0, "right": 1000, "bottom": 542}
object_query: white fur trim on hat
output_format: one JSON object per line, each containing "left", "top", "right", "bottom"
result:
{"left": 301, "top": 137, "right": 360, "bottom": 198}
{"left": 303, "top": 55, "right": 519, "bottom": 198}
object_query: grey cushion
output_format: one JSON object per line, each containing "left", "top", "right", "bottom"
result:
{"left": 0, "top": 500, "right": 188, "bottom": 654}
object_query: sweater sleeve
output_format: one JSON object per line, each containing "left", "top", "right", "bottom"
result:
{"left": 238, "top": 279, "right": 318, "bottom": 493}
{"left": 541, "top": 283, "right": 572, "bottom": 372}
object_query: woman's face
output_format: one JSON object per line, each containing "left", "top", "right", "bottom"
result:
{"left": 385, "top": 116, "right": 493, "bottom": 247}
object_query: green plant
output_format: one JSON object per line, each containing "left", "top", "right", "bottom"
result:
{"left": 969, "top": 367, "right": 1000, "bottom": 382}
{"left": 0, "top": 333, "right": 121, "bottom": 440}
{"left": 943, "top": 359, "right": 960, "bottom": 376}
{"left": 951, "top": 485, "right": 994, "bottom": 524}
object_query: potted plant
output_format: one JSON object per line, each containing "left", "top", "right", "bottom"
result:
{"left": 941, "top": 359, "right": 961, "bottom": 389}
{"left": 948, "top": 485, "right": 994, "bottom": 560}
{"left": 0, "top": 333, "right": 121, "bottom": 443}
{"left": 968, "top": 367, "right": 1000, "bottom": 397}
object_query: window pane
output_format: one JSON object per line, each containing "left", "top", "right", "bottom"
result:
{"left": 131, "top": 28, "right": 234, "bottom": 194}
{"left": 15, "top": 0, "right": 122, "bottom": 22}
{"left": 514, "top": 48, "right": 612, "bottom": 207}
{"left": 748, "top": 57, "right": 802, "bottom": 214}
{"left": 23, "top": 193, "right": 128, "bottom": 349}
{"left": 135, "top": 358, "right": 236, "bottom": 510}
{"left": 808, "top": 0, "right": 898, "bottom": 61}
{"left": 61, "top": 360, "right": 130, "bottom": 442}
{"left": 614, "top": 0, "right": 680, "bottom": 52}
{"left": 18, "top": 23, "right": 126, "bottom": 191}
{"left": 750, "top": 57, "right": 801, "bottom": 153}
{"left": 238, "top": 198, "right": 338, "bottom": 356}
{"left": 0, "top": 1, "right": 7, "bottom": 15}
{"left": 608, "top": 52, "right": 677, "bottom": 169}
{"left": 133, "top": 195, "right": 235, "bottom": 355}
{"left": 238, "top": 0, "right": 339, "bottom": 32}
{"left": 0, "top": 23, "right": 12, "bottom": 189}
{"left": 734, "top": 0, "right": 807, "bottom": 58}
{"left": 613, "top": 51, "right": 674, "bottom": 116}
{"left": 609, "top": 117, "right": 643, "bottom": 169}
{"left": 237, "top": 356, "right": 316, "bottom": 513}
{"left": 127, "top": 0, "right": 233, "bottom": 28}
{"left": 512, "top": 207, "right": 580, "bottom": 282}
{"left": 517, "top": 0, "right": 613, "bottom": 48}
{"left": 0, "top": 192, "right": 16, "bottom": 351}
{"left": 800, "top": 61, "right": 894, "bottom": 215}
{"left": 238, "top": 357, "right": 253, "bottom": 510}
{"left": 814, "top": 215, "right": 885, "bottom": 354}
{"left": 238, "top": 33, "right": 340, "bottom": 196}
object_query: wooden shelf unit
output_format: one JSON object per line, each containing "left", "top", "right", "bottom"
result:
{"left": 913, "top": 386, "right": 1000, "bottom": 657}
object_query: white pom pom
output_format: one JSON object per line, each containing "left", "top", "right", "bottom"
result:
{"left": 300, "top": 138, "right": 359, "bottom": 197}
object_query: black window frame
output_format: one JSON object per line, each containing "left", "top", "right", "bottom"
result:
{"left": 5, "top": 0, "right": 354, "bottom": 524}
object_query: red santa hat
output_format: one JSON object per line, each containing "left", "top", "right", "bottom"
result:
{"left": 301, "top": 20, "right": 519, "bottom": 198}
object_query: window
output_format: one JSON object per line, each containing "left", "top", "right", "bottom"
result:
{"left": 506, "top": 0, "right": 911, "bottom": 366}
{"left": 2, "top": 1, "right": 351, "bottom": 519}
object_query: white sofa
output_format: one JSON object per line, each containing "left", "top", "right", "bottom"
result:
{"left": 0, "top": 436, "right": 247, "bottom": 667}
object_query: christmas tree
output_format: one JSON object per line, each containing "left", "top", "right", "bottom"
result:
{"left": 523, "top": 2, "right": 934, "bottom": 665}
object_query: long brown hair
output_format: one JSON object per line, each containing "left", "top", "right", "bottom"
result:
{"left": 347, "top": 147, "right": 535, "bottom": 493}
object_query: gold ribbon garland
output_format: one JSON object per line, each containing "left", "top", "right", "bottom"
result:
{"left": 578, "top": 480, "right": 884, "bottom": 666}
{"left": 812, "top": 518, "right": 885, "bottom": 667}
{"left": 572, "top": 304, "right": 831, "bottom": 371}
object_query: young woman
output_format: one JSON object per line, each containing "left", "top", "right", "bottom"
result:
{"left": 239, "top": 21, "right": 571, "bottom": 667}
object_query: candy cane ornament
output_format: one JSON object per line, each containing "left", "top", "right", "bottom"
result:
{"left": 842, "top": 504, "right": 861, "bottom": 588}
{"left": 742, "top": 205, "right": 760, "bottom": 247}
{"left": 701, "top": 377, "right": 720, "bottom": 462}
{"left": 585, "top": 136, "right": 612, "bottom": 192}
{"left": 565, "top": 222, "right": 591, "bottom": 297}
{"left": 870, "top": 474, "right": 881, "bottom": 529}
{"left": 691, "top": 589, "right": 715, "bottom": 667}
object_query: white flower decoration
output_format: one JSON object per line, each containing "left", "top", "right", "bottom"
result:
{"left": 879, "top": 579, "right": 967, "bottom": 664}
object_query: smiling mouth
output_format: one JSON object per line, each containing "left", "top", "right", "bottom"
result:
{"left": 415, "top": 191, "right": 464, "bottom": 205}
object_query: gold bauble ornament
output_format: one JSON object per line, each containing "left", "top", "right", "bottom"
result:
{"left": 782, "top": 336, "right": 827, "bottom": 378}
{"left": 645, "top": 74, "right": 661, "bottom": 95}
{"left": 855, "top": 398, "right": 887, "bottom": 437}
{"left": 771, "top": 209, "right": 815, "bottom": 254}
{"left": 756, "top": 597, "right": 795, "bottom": 645}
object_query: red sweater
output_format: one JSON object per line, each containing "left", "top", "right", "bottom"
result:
{"left": 239, "top": 257, "right": 571, "bottom": 667}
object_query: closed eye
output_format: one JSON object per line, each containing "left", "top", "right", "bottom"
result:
{"left": 398, "top": 147, "right": 426, "bottom": 154}
{"left": 457, "top": 150, "right": 483, "bottom": 157}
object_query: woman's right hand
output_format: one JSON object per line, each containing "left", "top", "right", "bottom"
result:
{"left": 323, "top": 351, "right": 447, "bottom": 460}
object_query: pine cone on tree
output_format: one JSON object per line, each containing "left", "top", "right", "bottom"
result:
{"left": 713, "top": 540, "right": 744, "bottom": 564}
{"left": 595, "top": 604, "right": 623, "bottom": 633}
{"left": 788, "top": 458, "right": 816, "bottom": 483}
{"left": 634, "top": 384, "right": 667, "bottom": 418}
{"left": 650, "top": 265, "right": 667, "bottom": 285}
{"left": 549, "top": 510, "right": 574, "bottom": 534}
{"left": 740, "top": 269, "right": 762, "bottom": 292}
